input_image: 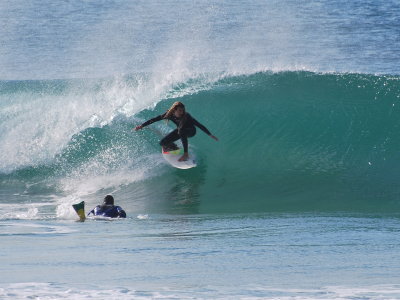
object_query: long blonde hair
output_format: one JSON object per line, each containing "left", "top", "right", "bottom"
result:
{"left": 163, "top": 101, "right": 187, "bottom": 130}
{"left": 164, "top": 101, "right": 186, "bottom": 119}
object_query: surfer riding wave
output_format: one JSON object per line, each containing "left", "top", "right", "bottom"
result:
{"left": 135, "top": 101, "right": 218, "bottom": 161}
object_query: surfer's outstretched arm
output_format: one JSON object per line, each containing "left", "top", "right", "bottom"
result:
{"left": 192, "top": 117, "right": 219, "bottom": 141}
{"left": 210, "top": 135, "right": 219, "bottom": 141}
{"left": 134, "top": 114, "right": 165, "bottom": 131}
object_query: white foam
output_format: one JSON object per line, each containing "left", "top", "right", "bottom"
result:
{"left": 0, "top": 222, "right": 76, "bottom": 235}
{"left": 0, "top": 202, "right": 55, "bottom": 220}
{"left": 0, "top": 283, "right": 167, "bottom": 300}
{"left": 137, "top": 214, "right": 149, "bottom": 220}
{"left": 55, "top": 152, "right": 164, "bottom": 220}
{"left": 1, "top": 283, "right": 400, "bottom": 299}
{"left": 0, "top": 68, "right": 214, "bottom": 174}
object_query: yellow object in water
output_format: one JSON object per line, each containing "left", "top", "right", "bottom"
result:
{"left": 72, "top": 201, "right": 86, "bottom": 222}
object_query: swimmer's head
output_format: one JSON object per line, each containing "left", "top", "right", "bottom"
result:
{"left": 103, "top": 195, "right": 114, "bottom": 205}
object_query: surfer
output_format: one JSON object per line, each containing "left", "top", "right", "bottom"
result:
{"left": 87, "top": 195, "right": 126, "bottom": 218}
{"left": 135, "top": 101, "right": 218, "bottom": 161}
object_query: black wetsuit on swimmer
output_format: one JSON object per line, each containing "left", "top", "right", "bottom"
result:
{"left": 140, "top": 112, "right": 212, "bottom": 153}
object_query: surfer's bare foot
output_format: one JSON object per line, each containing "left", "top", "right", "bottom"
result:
{"left": 178, "top": 153, "right": 189, "bottom": 161}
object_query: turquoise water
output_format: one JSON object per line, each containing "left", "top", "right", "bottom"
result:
{"left": 1, "top": 0, "right": 400, "bottom": 298}
{"left": 2, "top": 72, "right": 399, "bottom": 214}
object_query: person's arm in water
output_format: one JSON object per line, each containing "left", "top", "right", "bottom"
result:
{"left": 134, "top": 113, "right": 166, "bottom": 131}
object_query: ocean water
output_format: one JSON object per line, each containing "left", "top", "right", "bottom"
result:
{"left": 1, "top": 0, "right": 400, "bottom": 299}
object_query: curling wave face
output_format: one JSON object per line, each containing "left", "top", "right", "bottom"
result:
{"left": 1, "top": 71, "right": 400, "bottom": 217}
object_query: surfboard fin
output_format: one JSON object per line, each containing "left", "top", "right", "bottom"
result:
{"left": 72, "top": 201, "right": 86, "bottom": 222}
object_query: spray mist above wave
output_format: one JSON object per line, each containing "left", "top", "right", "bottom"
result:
{"left": 0, "top": 72, "right": 228, "bottom": 174}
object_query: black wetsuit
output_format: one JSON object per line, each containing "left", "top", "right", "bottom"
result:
{"left": 141, "top": 112, "right": 212, "bottom": 153}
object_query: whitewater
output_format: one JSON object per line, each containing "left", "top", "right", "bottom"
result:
{"left": 1, "top": 0, "right": 400, "bottom": 299}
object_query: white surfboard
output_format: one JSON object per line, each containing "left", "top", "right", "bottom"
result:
{"left": 162, "top": 147, "right": 197, "bottom": 169}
